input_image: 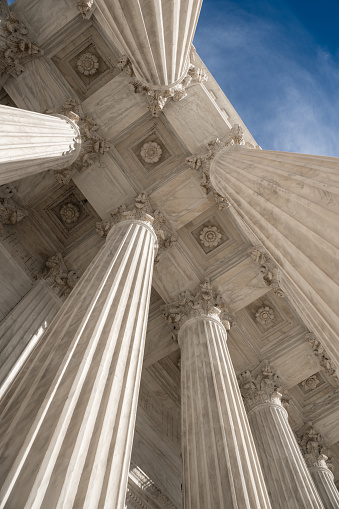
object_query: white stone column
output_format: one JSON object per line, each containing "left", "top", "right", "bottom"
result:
{"left": 0, "top": 195, "right": 162, "bottom": 508}
{"left": 162, "top": 279, "right": 272, "bottom": 509}
{"left": 0, "top": 280, "right": 62, "bottom": 399}
{"left": 238, "top": 364, "right": 324, "bottom": 509}
{"left": 0, "top": 105, "right": 81, "bottom": 184}
{"left": 297, "top": 423, "right": 339, "bottom": 509}
{"left": 210, "top": 144, "right": 339, "bottom": 368}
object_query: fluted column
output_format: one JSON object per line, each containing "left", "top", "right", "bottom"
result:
{"left": 210, "top": 144, "right": 339, "bottom": 368}
{"left": 0, "top": 194, "right": 165, "bottom": 508}
{"left": 97, "top": 0, "right": 202, "bottom": 89}
{"left": 297, "top": 423, "right": 339, "bottom": 509}
{"left": 238, "top": 364, "right": 324, "bottom": 509}
{"left": 0, "top": 280, "right": 62, "bottom": 399}
{"left": 0, "top": 105, "right": 81, "bottom": 184}
{"left": 162, "top": 279, "right": 272, "bottom": 509}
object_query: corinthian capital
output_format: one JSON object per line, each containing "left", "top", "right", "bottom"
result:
{"left": 296, "top": 422, "right": 333, "bottom": 471}
{"left": 185, "top": 125, "right": 246, "bottom": 210}
{"left": 238, "top": 361, "right": 289, "bottom": 413}
{"left": 0, "top": 8, "right": 43, "bottom": 85}
{"left": 161, "top": 277, "right": 230, "bottom": 332}
{"left": 96, "top": 192, "right": 177, "bottom": 264}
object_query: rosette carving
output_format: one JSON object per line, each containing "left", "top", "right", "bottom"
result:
{"left": 96, "top": 192, "right": 177, "bottom": 264}
{"left": 77, "top": 52, "right": 99, "bottom": 75}
{"left": 255, "top": 305, "right": 274, "bottom": 324}
{"left": 140, "top": 141, "right": 162, "bottom": 163}
{"left": 199, "top": 225, "right": 222, "bottom": 247}
{"left": 238, "top": 362, "right": 289, "bottom": 413}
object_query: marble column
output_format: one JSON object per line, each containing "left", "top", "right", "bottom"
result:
{"left": 210, "top": 144, "right": 339, "bottom": 369}
{"left": 297, "top": 423, "right": 339, "bottom": 509}
{"left": 0, "top": 280, "right": 62, "bottom": 399}
{"left": 238, "top": 364, "right": 324, "bottom": 509}
{"left": 0, "top": 195, "right": 161, "bottom": 508}
{"left": 162, "top": 279, "right": 272, "bottom": 509}
{"left": 0, "top": 104, "right": 81, "bottom": 184}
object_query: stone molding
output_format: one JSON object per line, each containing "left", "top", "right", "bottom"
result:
{"left": 36, "top": 252, "right": 79, "bottom": 300}
{"left": 161, "top": 277, "right": 230, "bottom": 334}
{"left": 127, "top": 463, "right": 177, "bottom": 509}
{"left": 238, "top": 361, "right": 289, "bottom": 414}
{"left": 248, "top": 246, "right": 285, "bottom": 297}
{"left": 306, "top": 333, "right": 339, "bottom": 383}
{"left": 49, "top": 99, "right": 110, "bottom": 185}
{"left": 0, "top": 185, "right": 27, "bottom": 231}
{"left": 185, "top": 125, "right": 247, "bottom": 210}
{"left": 118, "top": 48, "right": 207, "bottom": 117}
{"left": 96, "top": 192, "right": 177, "bottom": 264}
{"left": 0, "top": 8, "right": 43, "bottom": 87}
{"left": 297, "top": 422, "right": 333, "bottom": 472}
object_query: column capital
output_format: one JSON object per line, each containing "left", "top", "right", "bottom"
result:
{"left": 0, "top": 185, "right": 27, "bottom": 231}
{"left": 185, "top": 125, "right": 249, "bottom": 210}
{"left": 238, "top": 361, "right": 290, "bottom": 414}
{"left": 0, "top": 8, "right": 43, "bottom": 84}
{"left": 96, "top": 192, "right": 177, "bottom": 264}
{"left": 76, "top": 0, "right": 95, "bottom": 19}
{"left": 297, "top": 422, "right": 334, "bottom": 473}
{"left": 118, "top": 49, "right": 208, "bottom": 117}
{"left": 50, "top": 99, "right": 109, "bottom": 185}
{"left": 248, "top": 246, "right": 285, "bottom": 297}
{"left": 161, "top": 277, "right": 230, "bottom": 338}
{"left": 305, "top": 333, "right": 339, "bottom": 382}
{"left": 36, "top": 252, "right": 79, "bottom": 301}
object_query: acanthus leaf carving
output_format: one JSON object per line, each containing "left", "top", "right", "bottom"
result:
{"left": 0, "top": 10, "right": 43, "bottom": 85}
{"left": 0, "top": 185, "right": 27, "bottom": 231}
{"left": 52, "top": 99, "right": 110, "bottom": 184}
{"left": 161, "top": 277, "right": 230, "bottom": 331}
{"left": 76, "top": 0, "right": 95, "bottom": 20}
{"left": 248, "top": 246, "right": 285, "bottom": 297}
{"left": 36, "top": 252, "right": 79, "bottom": 300}
{"left": 296, "top": 422, "right": 333, "bottom": 471}
{"left": 305, "top": 333, "right": 339, "bottom": 383}
{"left": 117, "top": 48, "right": 208, "bottom": 118}
{"left": 96, "top": 192, "right": 176, "bottom": 264}
{"left": 186, "top": 127, "right": 246, "bottom": 210}
{"left": 238, "top": 361, "right": 289, "bottom": 413}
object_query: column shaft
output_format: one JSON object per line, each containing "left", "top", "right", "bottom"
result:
{"left": 180, "top": 316, "right": 271, "bottom": 509}
{"left": 0, "top": 218, "right": 156, "bottom": 509}
{"left": 0, "top": 280, "right": 62, "bottom": 398}
{"left": 210, "top": 146, "right": 339, "bottom": 367}
{"left": 248, "top": 403, "right": 324, "bottom": 508}
{"left": 309, "top": 467, "right": 339, "bottom": 509}
{"left": 0, "top": 105, "right": 81, "bottom": 184}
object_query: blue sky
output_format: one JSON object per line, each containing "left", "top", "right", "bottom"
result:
{"left": 194, "top": 0, "right": 339, "bottom": 156}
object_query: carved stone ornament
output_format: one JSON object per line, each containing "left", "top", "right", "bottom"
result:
{"left": 199, "top": 225, "right": 222, "bottom": 247}
{"left": 255, "top": 305, "right": 274, "bottom": 325}
{"left": 0, "top": 9, "right": 43, "bottom": 86}
{"left": 128, "top": 463, "right": 177, "bottom": 509}
{"left": 96, "top": 192, "right": 177, "bottom": 264}
{"left": 0, "top": 185, "right": 27, "bottom": 231}
{"left": 36, "top": 252, "right": 79, "bottom": 300}
{"left": 52, "top": 99, "right": 110, "bottom": 184}
{"left": 297, "top": 422, "right": 333, "bottom": 471}
{"left": 77, "top": 52, "right": 99, "bottom": 75}
{"left": 305, "top": 333, "right": 339, "bottom": 382}
{"left": 140, "top": 141, "right": 162, "bottom": 163}
{"left": 161, "top": 277, "right": 231, "bottom": 332}
{"left": 76, "top": 0, "right": 94, "bottom": 19}
{"left": 248, "top": 246, "right": 285, "bottom": 297}
{"left": 301, "top": 374, "right": 320, "bottom": 391}
{"left": 117, "top": 49, "right": 208, "bottom": 117}
{"left": 59, "top": 202, "right": 80, "bottom": 224}
{"left": 238, "top": 362, "right": 289, "bottom": 413}
{"left": 186, "top": 126, "right": 247, "bottom": 210}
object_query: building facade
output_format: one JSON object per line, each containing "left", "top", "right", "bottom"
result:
{"left": 0, "top": 1, "right": 339, "bottom": 508}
